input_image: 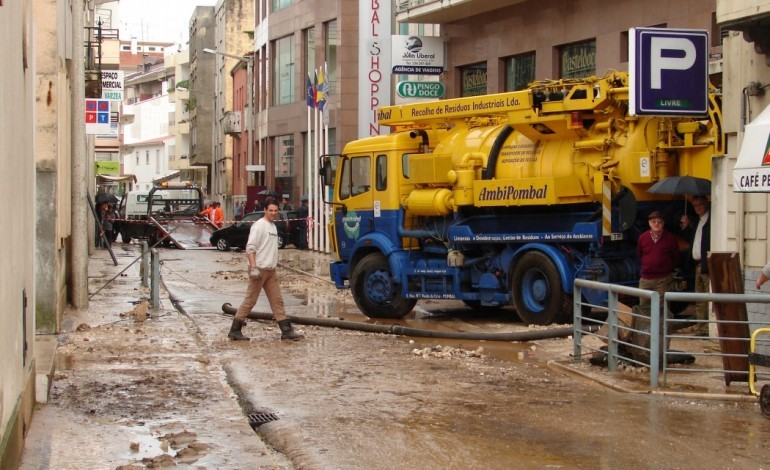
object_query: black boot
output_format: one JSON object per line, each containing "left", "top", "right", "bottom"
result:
{"left": 228, "top": 319, "right": 250, "bottom": 341}
{"left": 278, "top": 320, "right": 304, "bottom": 341}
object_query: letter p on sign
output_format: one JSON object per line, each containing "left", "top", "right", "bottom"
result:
{"left": 629, "top": 28, "right": 709, "bottom": 116}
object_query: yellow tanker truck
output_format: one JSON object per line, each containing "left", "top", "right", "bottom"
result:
{"left": 319, "top": 71, "right": 723, "bottom": 324}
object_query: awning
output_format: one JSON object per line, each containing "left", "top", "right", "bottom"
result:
{"left": 734, "top": 104, "right": 770, "bottom": 192}
{"left": 97, "top": 174, "right": 136, "bottom": 183}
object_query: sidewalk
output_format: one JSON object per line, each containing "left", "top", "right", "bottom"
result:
{"left": 20, "top": 246, "right": 289, "bottom": 469}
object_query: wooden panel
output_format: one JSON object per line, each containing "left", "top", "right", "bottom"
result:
{"left": 708, "top": 252, "right": 750, "bottom": 385}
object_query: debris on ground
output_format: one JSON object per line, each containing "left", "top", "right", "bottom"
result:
{"left": 411, "top": 344, "right": 486, "bottom": 359}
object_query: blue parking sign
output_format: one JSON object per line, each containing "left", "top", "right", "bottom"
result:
{"left": 629, "top": 28, "right": 709, "bottom": 116}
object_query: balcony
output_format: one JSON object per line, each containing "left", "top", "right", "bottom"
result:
{"left": 177, "top": 120, "right": 190, "bottom": 135}
{"left": 396, "top": 0, "right": 526, "bottom": 24}
{"left": 223, "top": 111, "right": 242, "bottom": 134}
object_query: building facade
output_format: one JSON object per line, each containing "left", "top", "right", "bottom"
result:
{"left": 715, "top": 0, "right": 770, "bottom": 319}
{"left": 251, "top": 0, "right": 350, "bottom": 205}
{"left": 188, "top": 6, "right": 217, "bottom": 195}
{"left": 2, "top": 0, "right": 46, "bottom": 467}
{"left": 211, "top": 0, "right": 256, "bottom": 219}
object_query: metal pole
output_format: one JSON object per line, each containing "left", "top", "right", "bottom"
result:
{"left": 71, "top": 0, "right": 88, "bottom": 307}
{"left": 151, "top": 248, "right": 159, "bottom": 308}
{"left": 141, "top": 241, "right": 149, "bottom": 287}
{"left": 247, "top": 57, "right": 253, "bottom": 168}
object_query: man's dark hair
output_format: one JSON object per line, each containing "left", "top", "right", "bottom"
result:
{"left": 263, "top": 197, "right": 279, "bottom": 209}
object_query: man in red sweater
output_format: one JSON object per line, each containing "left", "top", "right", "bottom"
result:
{"left": 634, "top": 210, "right": 680, "bottom": 365}
{"left": 637, "top": 210, "right": 679, "bottom": 293}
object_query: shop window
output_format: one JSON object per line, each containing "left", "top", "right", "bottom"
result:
{"left": 504, "top": 52, "right": 536, "bottom": 91}
{"left": 461, "top": 63, "right": 487, "bottom": 97}
{"left": 559, "top": 40, "right": 596, "bottom": 79}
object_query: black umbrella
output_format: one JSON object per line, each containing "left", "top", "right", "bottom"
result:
{"left": 95, "top": 193, "right": 119, "bottom": 204}
{"left": 647, "top": 176, "right": 711, "bottom": 215}
{"left": 257, "top": 189, "right": 281, "bottom": 197}
{"left": 647, "top": 176, "right": 711, "bottom": 196}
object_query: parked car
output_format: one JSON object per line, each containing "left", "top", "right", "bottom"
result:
{"left": 210, "top": 210, "right": 301, "bottom": 251}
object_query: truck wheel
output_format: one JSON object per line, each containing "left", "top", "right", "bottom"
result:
{"left": 216, "top": 238, "right": 230, "bottom": 251}
{"left": 351, "top": 253, "right": 416, "bottom": 319}
{"left": 277, "top": 233, "right": 286, "bottom": 249}
{"left": 121, "top": 232, "right": 132, "bottom": 244}
{"left": 511, "top": 251, "right": 571, "bottom": 325}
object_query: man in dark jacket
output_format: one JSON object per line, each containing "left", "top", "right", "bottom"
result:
{"left": 296, "top": 197, "right": 309, "bottom": 250}
{"left": 680, "top": 196, "right": 711, "bottom": 336}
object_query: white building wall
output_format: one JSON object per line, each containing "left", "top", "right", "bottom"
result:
{"left": 716, "top": 0, "right": 770, "bottom": 323}
{"left": 0, "top": 0, "right": 37, "bottom": 464}
{"left": 122, "top": 95, "right": 173, "bottom": 189}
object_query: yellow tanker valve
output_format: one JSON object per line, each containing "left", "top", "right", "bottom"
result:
{"left": 404, "top": 188, "right": 453, "bottom": 216}
{"left": 451, "top": 168, "right": 476, "bottom": 206}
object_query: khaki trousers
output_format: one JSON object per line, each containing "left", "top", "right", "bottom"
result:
{"left": 234, "top": 268, "right": 287, "bottom": 323}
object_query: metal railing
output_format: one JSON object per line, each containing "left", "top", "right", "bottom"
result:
{"left": 573, "top": 279, "right": 770, "bottom": 388}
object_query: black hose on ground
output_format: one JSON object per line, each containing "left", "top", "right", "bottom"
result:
{"left": 221, "top": 303, "right": 596, "bottom": 342}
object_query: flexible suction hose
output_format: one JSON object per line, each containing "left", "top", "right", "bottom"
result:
{"left": 221, "top": 303, "right": 596, "bottom": 342}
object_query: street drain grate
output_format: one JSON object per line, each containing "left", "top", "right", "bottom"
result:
{"left": 248, "top": 412, "right": 279, "bottom": 429}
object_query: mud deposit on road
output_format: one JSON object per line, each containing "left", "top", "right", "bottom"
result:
{"left": 22, "top": 247, "right": 770, "bottom": 469}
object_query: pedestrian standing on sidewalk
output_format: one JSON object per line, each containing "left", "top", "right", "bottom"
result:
{"left": 680, "top": 196, "right": 711, "bottom": 336}
{"left": 229, "top": 198, "right": 304, "bottom": 341}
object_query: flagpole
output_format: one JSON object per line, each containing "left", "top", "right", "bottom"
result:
{"left": 306, "top": 73, "right": 312, "bottom": 252}
{"left": 322, "top": 62, "right": 330, "bottom": 253}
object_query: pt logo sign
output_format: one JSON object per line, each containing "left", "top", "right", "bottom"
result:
{"left": 629, "top": 28, "right": 709, "bottom": 116}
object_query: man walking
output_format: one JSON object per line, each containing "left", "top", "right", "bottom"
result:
{"left": 228, "top": 198, "right": 304, "bottom": 341}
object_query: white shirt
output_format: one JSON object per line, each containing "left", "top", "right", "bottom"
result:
{"left": 246, "top": 217, "right": 279, "bottom": 269}
{"left": 692, "top": 211, "right": 709, "bottom": 261}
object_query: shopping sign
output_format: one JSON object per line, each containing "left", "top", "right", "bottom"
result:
{"left": 101, "top": 70, "right": 124, "bottom": 101}
{"left": 629, "top": 28, "right": 709, "bottom": 116}
{"left": 85, "top": 99, "right": 111, "bottom": 135}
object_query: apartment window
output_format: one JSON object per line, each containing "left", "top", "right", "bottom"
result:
{"left": 461, "top": 63, "right": 487, "bottom": 97}
{"left": 274, "top": 134, "right": 294, "bottom": 198}
{"left": 325, "top": 20, "right": 338, "bottom": 96}
{"left": 135, "top": 152, "right": 139, "bottom": 166}
{"left": 559, "top": 40, "right": 596, "bottom": 79}
{"left": 272, "top": 0, "right": 293, "bottom": 11}
{"left": 146, "top": 150, "right": 150, "bottom": 165}
{"left": 156, "top": 149, "right": 161, "bottom": 173}
{"left": 504, "top": 52, "right": 536, "bottom": 91}
{"left": 273, "top": 35, "right": 295, "bottom": 105}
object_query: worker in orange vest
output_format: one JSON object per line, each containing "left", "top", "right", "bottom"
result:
{"left": 211, "top": 202, "right": 224, "bottom": 228}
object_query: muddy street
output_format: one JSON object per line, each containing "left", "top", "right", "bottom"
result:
{"left": 22, "top": 245, "right": 770, "bottom": 469}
